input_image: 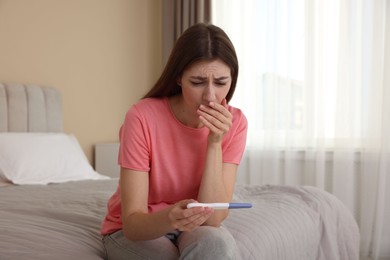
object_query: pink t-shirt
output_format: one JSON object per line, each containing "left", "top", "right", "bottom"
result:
{"left": 101, "top": 97, "right": 247, "bottom": 235}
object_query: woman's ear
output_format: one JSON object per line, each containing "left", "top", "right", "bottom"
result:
{"left": 176, "top": 77, "right": 182, "bottom": 86}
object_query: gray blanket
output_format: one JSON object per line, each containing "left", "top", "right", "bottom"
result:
{"left": 228, "top": 185, "right": 360, "bottom": 260}
{"left": 0, "top": 179, "right": 359, "bottom": 260}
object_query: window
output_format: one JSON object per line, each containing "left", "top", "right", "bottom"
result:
{"left": 212, "top": 0, "right": 366, "bottom": 149}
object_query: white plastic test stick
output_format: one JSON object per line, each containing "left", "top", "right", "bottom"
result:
{"left": 187, "top": 202, "right": 252, "bottom": 210}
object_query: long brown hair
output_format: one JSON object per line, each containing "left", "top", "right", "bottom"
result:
{"left": 143, "top": 23, "right": 238, "bottom": 103}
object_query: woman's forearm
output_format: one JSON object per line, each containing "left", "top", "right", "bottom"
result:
{"left": 122, "top": 200, "right": 213, "bottom": 241}
{"left": 197, "top": 141, "right": 230, "bottom": 225}
{"left": 122, "top": 209, "right": 173, "bottom": 241}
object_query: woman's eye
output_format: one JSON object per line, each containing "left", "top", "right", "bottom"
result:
{"left": 191, "top": 81, "right": 203, "bottom": 86}
{"left": 189, "top": 81, "right": 228, "bottom": 87}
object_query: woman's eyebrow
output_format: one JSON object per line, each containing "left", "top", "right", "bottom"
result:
{"left": 189, "top": 76, "right": 230, "bottom": 81}
{"left": 189, "top": 76, "right": 207, "bottom": 80}
{"left": 214, "top": 76, "right": 230, "bottom": 81}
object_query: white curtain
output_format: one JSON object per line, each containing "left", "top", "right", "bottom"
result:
{"left": 212, "top": 0, "right": 390, "bottom": 259}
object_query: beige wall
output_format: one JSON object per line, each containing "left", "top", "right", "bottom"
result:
{"left": 0, "top": 0, "right": 162, "bottom": 164}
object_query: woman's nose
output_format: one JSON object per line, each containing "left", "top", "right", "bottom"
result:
{"left": 203, "top": 85, "right": 216, "bottom": 102}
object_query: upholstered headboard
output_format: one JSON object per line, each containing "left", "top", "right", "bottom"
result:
{"left": 0, "top": 83, "right": 63, "bottom": 132}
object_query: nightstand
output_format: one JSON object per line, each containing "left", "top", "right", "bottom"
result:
{"left": 94, "top": 143, "right": 120, "bottom": 178}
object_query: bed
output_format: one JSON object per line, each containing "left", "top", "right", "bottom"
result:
{"left": 0, "top": 83, "right": 360, "bottom": 260}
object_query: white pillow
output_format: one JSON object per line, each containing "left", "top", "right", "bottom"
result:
{"left": 0, "top": 133, "right": 109, "bottom": 185}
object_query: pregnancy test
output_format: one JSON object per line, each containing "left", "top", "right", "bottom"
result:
{"left": 187, "top": 202, "right": 252, "bottom": 210}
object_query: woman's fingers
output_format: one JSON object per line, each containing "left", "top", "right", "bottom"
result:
{"left": 197, "top": 100, "right": 233, "bottom": 138}
{"left": 177, "top": 209, "right": 213, "bottom": 231}
{"left": 198, "top": 115, "right": 227, "bottom": 136}
{"left": 169, "top": 201, "right": 213, "bottom": 231}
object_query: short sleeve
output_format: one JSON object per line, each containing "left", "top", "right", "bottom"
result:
{"left": 222, "top": 110, "right": 248, "bottom": 164}
{"left": 118, "top": 106, "right": 151, "bottom": 171}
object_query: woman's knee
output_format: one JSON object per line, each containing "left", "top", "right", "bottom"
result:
{"left": 103, "top": 230, "right": 179, "bottom": 260}
{"left": 178, "top": 226, "right": 240, "bottom": 260}
{"left": 200, "top": 227, "right": 235, "bottom": 248}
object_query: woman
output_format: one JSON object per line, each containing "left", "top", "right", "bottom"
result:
{"left": 101, "top": 23, "right": 247, "bottom": 260}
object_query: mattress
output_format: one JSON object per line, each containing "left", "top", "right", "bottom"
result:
{"left": 0, "top": 179, "right": 359, "bottom": 260}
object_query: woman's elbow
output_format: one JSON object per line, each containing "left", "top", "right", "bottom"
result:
{"left": 122, "top": 217, "right": 145, "bottom": 241}
{"left": 203, "top": 211, "right": 229, "bottom": 227}
{"left": 123, "top": 227, "right": 137, "bottom": 241}
{"left": 123, "top": 227, "right": 146, "bottom": 241}
{"left": 204, "top": 219, "right": 223, "bottom": 227}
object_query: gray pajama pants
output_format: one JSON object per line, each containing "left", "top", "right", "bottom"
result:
{"left": 102, "top": 226, "right": 240, "bottom": 260}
